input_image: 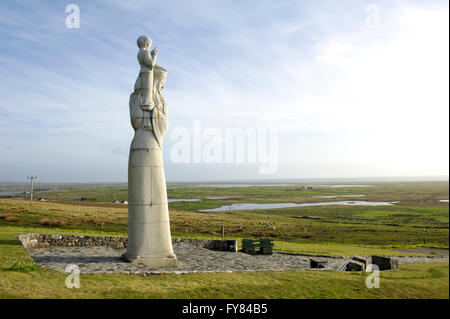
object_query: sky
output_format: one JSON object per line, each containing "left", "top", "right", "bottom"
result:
{"left": 0, "top": 0, "right": 448, "bottom": 183}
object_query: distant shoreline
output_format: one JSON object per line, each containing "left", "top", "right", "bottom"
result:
{"left": 1, "top": 176, "right": 448, "bottom": 185}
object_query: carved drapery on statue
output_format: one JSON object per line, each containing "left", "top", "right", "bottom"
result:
{"left": 129, "top": 64, "right": 168, "bottom": 147}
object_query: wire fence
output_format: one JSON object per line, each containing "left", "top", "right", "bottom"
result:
{"left": 180, "top": 226, "right": 449, "bottom": 247}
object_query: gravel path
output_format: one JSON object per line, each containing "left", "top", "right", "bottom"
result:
{"left": 27, "top": 242, "right": 448, "bottom": 275}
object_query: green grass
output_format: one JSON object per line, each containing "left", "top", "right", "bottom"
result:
{"left": 0, "top": 182, "right": 449, "bottom": 247}
{"left": 1, "top": 263, "right": 448, "bottom": 299}
{"left": 0, "top": 225, "right": 447, "bottom": 298}
{"left": 270, "top": 241, "right": 429, "bottom": 257}
{"left": 0, "top": 224, "right": 430, "bottom": 257}
{"left": 7, "top": 259, "right": 41, "bottom": 272}
{"left": 0, "top": 181, "right": 448, "bottom": 298}
{"left": 1, "top": 193, "right": 448, "bottom": 246}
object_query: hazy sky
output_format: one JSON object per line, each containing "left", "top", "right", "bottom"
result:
{"left": 0, "top": 0, "right": 448, "bottom": 182}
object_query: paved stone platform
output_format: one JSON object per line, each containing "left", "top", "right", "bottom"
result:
{"left": 27, "top": 242, "right": 448, "bottom": 275}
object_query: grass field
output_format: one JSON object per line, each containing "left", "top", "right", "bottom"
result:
{"left": 0, "top": 181, "right": 448, "bottom": 298}
{"left": 0, "top": 226, "right": 448, "bottom": 299}
{"left": 1, "top": 181, "right": 448, "bottom": 246}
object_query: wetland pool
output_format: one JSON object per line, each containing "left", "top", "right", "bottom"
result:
{"left": 198, "top": 200, "right": 395, "bottom": 212}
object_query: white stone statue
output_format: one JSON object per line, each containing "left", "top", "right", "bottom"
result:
{"left": 121, "top": 35, "right": 177, "bottom": 268}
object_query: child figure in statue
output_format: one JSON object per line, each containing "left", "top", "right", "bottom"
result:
{"left": 135, "top": 35, "right": 158, "bottom": 129}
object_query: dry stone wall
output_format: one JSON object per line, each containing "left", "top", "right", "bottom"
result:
{"left": 17, "top": 233, "right": 221, "bottom": 250}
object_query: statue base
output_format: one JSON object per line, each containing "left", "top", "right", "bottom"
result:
{"left": 121, "top": 252, "right": 178, "bottom": 269}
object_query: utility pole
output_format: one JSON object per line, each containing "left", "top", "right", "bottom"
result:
{"left": 27, "top": 176, "right": 37, "bottom": 206}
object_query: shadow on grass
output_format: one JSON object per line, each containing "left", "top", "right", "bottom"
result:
{"left": 0, "top": 239, "right": 20, "bottom": 246}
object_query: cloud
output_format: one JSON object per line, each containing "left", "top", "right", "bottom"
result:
{"left": 0, "top": 0, "right": 448, "bottom": 181}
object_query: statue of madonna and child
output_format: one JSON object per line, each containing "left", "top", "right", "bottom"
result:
{"left": 121, "top": 35, "right": 177, "bottom": 268}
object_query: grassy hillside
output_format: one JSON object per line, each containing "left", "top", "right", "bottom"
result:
{"left": 1, "top": 195, "right": 448, "bottom": 246}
